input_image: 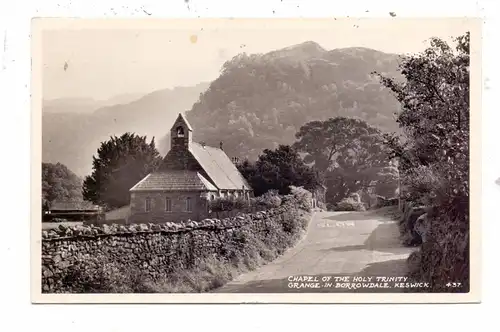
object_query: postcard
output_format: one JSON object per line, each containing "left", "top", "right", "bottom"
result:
{"left": 31, "top": 17, "right": 481, "bottom": 303}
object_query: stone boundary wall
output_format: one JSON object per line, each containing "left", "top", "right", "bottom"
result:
{"left": 41, "top": 205, "right": 305, "bottom": 293}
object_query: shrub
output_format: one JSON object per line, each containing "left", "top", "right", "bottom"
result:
{"left": 248, "top": 197, "right": 263, "bottom": 210}
{"left": 279, "top": 205, "right": 301, "bottom": 234}
{"left": 61, "top": 258, "right": 155, "bottom": 293}
{"left": 289, "top": 186, "right": 312, "bottom": 212}
{"left": 326, "top": 203, "right": 336, "bottom": 211}
{"left": 335, "top": 198, "right": 366, "bottom": 211}
{"left": 399, "top": 204, "right": 427, "bottom": 246}
{"left": 259, "top": 190, "right": 282, "bottom": 208}
{"left": 348, "top": 192, "right": 361, "bottom": 202}
{"left": 209, "top": 196, "right": 249, "bottom": 213}
{"left": 250, "top": 190, "right": 282, "bottom": 210}
{"left": 373, "top": 195, "right": 399, "bottom": 209}
{"left": 403, "top": 165, "right": 442, "bottom": 206}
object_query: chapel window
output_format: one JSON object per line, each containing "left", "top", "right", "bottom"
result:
{"left": 186, "top": 197, "right": 192, "bottom": 212}
{"left": 165, "top": 197, "right": 172, "bottom": 212}
{"left": 145, "top": 197, "right": 152, "bottom": 212}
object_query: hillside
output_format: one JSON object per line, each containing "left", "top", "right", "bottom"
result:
{"left": 43, "top": 41, "right": 405, "bottom": 177}
{"left": 185, "top": 41, "right": 404, "bottom": 162}
{"left": 42, "top": 83, "right": 209, "bottom": 176}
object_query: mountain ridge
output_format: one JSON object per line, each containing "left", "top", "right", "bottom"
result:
{"left": 42, "top": 42, "right": 404, "bottom": 177}
{"left": 184, "top": 43, "right": 403, "bottom": 162}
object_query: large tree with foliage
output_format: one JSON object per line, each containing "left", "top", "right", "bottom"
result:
{"left": 376, "top": 32, "right": 470, "bottom": 292}
{"left": 377, "top": 33, "right": 469, "bottom": 177}
{"left": 238, "top": 145, "right": 321, "bottom": 196}
{"left": 293, "top": 117, "right": 397, "bottom": 204}
{"left": 42, "top": 162, "right": 83, "bottom": 205}
{"left": 83, "top": 133, "right": 162, "bottom": 209}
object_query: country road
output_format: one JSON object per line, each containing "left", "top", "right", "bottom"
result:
{"left": 214, "top": 209, "right": 417, "bottom": 293}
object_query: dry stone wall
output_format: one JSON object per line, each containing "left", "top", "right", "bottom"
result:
{"left": 41, "top": 204, "right": 306, "bottom": 293}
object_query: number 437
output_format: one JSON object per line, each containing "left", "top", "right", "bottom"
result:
{"left": 446, "top": 282, "right": 462, "bottom": 288}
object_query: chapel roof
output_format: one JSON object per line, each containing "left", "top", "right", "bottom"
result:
{"left": 189, "top": 142, "right": 252, "bottom": 191}
{"left": 129, "top": 170, "right": 217, "bottom": 192}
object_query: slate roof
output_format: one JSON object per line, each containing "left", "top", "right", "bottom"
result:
{"left": 189, "top": 142, "right": 252, "bottom": 191}
{"left": 49, "top": 201, "right": 101, "bottom": 211}
{"left": 129, "top": 170, "right": 217, "bottom": 192}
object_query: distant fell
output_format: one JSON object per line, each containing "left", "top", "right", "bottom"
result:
{"left": 184, "top": 43, "right": 404, "bottom": 162}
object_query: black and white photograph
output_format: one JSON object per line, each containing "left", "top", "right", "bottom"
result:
{"left": 31, "top": 17, "right": 481, "bottom": 302}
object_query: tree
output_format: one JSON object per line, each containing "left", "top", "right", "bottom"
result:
{"left": 237, "top": 145, "right": 321, "bottom": 196}
{"left": 376, "top": 32, "right": 469, "bottom": 203}
{"left": 373, "top": 163, "right": 400, "bottom": 198}
{"left": 83, "top": 133, "right": 162, "bottom": 209}
{"left": 42, "top": 162, "right": 83, "bottom": 204}
{"left": 376, "top": 32, "right": 470, "bottom": 292}
{"left": 375, "top": 33, "right": 469, "bottom": 171}
{"left": 293, "top": 117, "right": 396, "bottom": 204}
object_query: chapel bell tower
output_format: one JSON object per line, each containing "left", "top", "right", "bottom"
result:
{"left": 170, "top": 113, "right": 193, "bottom": 150}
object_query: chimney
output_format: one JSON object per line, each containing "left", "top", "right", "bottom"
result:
{"left": 201, "top": 141, "right": 206, "bottom": 148}
{"left": 219, "top": 141, "right": 223, "bottom": 150}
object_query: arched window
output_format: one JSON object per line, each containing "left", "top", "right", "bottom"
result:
{"left": 176, "top": 126, "right": 185, "bottom": 137}
{"left": 210, "top": 194, "right": 215, "bottom": 200}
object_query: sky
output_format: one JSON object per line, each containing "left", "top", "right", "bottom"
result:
{"left": 40, "top": 18, "right": 472, "bottom": 101}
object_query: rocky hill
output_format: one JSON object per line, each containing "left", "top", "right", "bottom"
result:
{"left": 185, "top": 41, "right": 403, "bottom": 161}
